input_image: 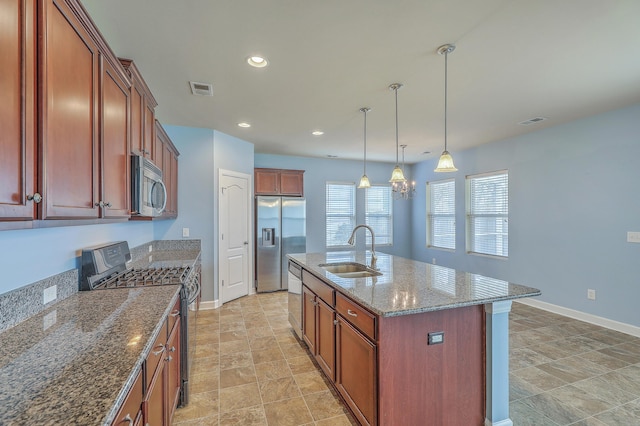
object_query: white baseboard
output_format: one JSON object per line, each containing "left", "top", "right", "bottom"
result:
{"left": 485, "top": 419, "right": 513, "bottom": 426}
{"left": 199, "top": 299, "right": 220, "bottom": 310}
{"left": 516, "top": 298, "right": 640, "bottom": 338}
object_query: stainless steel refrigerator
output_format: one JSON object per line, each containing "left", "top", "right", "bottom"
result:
{"left": 255, "top": 196, "right": 306, "bottom": 292}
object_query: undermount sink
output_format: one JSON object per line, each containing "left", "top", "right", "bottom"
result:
{"left": 319, "top": 262, "right": 382, "bottom": 278}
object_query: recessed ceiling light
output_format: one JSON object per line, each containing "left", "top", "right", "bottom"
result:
{"left": 247, "top": 56, "right": 268, "bottom": 68}
{"left": 422, "top": 151, "right": 431, "bottom": 155}
{"left": 312, "top": 130, "right": 324, "bottom": 136}
{"left": 237, "top": 122, "right": 251, "bottom": 128}
{"left": 327, "top": 155, "right": 338, "bottom": 158}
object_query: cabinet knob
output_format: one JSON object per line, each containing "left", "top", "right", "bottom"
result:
{"left": 168, "top": 346, "right": 176, "bottom": 353}
{"left": 105, "top": 201, "right": 112, "bottom": 208}
{"left": 95, "top": 201, "right": 104, "bottom": 208}
{"left": 27, "top": 193, "right": 42, "bottom": 203}
{"left": 333, "top": 320, "right": 339, "bottom": 325}
{"left": 165, "top": 355, "right": 173, "bottom": 362}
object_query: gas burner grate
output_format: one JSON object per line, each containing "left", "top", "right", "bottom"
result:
{"left": 96, "top": 266, "right": 191, "bottom": 289}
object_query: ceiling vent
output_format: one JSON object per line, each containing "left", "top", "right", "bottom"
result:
{"left": 518, "top": 117, "right": 547, "bottom": 126}
{"left": 189, "top": 81, "right": 213, "bottom": 96}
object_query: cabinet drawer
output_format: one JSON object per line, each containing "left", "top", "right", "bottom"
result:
{"left": 302, "top": 270, "right": 334, "bottom": 306}
{"left": 167, "top": 298, "right": 181, "bottom": 334}
{"left": 145, "top": 323, "right": 166, "bottom": 391}
{"left": 336, "top": 293, "right": 376, "bottom": 341}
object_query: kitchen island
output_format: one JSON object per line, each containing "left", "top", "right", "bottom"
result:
{"left": 288, "top": 251, "right": 541, "bottom": 426}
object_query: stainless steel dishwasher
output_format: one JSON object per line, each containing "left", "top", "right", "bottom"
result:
{"left": 287, "top": 260, "right": 303, "bottom": 339}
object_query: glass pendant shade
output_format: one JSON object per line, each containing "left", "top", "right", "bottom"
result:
{"left": 389, "top": 165, "right": 406, "bottom": 183}
{"left": 358, "top": 174, "right": 371, "bottom": 189}
{"left": 434, "top": 150, "right": 458, "bottom": 172}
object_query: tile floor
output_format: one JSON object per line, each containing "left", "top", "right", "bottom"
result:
{"left": 173, "top": 293, "right": 640, "bottom": 425}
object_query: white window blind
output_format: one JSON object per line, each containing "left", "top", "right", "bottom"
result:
{"left": 326, "top": 182, "right": 355, "bottom": 247}
{"left": 427, "top": 179, "right": 455, "bottom": 249}
{"left": 365, "top": 185, "right": 392, "bottom": 245}
{"left": 466, "top": 171, "right": 509, "bottom": 257}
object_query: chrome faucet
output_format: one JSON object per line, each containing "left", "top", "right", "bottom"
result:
{"left": 347, "top": 224, "right": 378, "bottom": 270}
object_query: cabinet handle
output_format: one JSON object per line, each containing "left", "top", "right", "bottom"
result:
{"left": 121, "top": 414, "right": 133, "bottom": 425}
{"left": 152, "top": 344, "right": 165, "bottom": 356}
{"left": 347, "top": 309, "right": 358, "bottom": 317}
{"left": 27, "top": 193, "right": 42, "bottom": 203}
{"left": 170, "top": 310, "right": 180, "bottom": 317}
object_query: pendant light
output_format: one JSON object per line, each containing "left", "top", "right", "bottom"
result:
{"left": 388, "top": 83, "right": 407, "bottom": 183}
{"left": 358, "top": 107, "right": 371, "bottom": 189}
{"left": 434, "top": 44, "right": 458, "bottom": 172}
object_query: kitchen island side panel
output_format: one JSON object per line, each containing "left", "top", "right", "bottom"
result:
{"left": 377, "top": 305, "right": 485, "bottom": 425}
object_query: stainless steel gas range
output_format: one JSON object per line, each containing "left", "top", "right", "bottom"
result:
{"left": 80, "top": 241, "right": 200, "bottom": 407}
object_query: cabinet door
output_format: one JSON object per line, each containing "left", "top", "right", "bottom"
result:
{"left": 129, "top": 82, "right": 144, "bottom": 156}
{"left": 100, "top": 58, "right": 130, "bottom": 218}
{"left": 40, "top": 0, "right": 100, "bottom": 219}
{"left": 143, "top": 360, "right": 165, "bottom": 426}
{"left": 165, "top": 319, "right": 181, "bottom": 424}
{"left": 336, "top": 316, "right": 377, "bottom": 426}
{"left": 301, "top": 286, "right": 317, "bottom": 353}
{"left": 144, "top": 102, "right": 156, "bottom": 163}
{"left": 279, "top": 171, "right": 304, "bottom": 196}
{"left": 0, "top": 0, "right": 36, "bottom": 220}
{"left": 316, "top": 299, "right": 335, "bottom": 380}
{"left": 112, "top": 369, "right": 142, "bottom": 426}
{"left": 255, "top": 169, "right": 279, "bottom": 195}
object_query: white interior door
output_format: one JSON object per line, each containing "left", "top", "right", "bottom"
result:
{"left": 219, "top": 170, "right": 251, "bottom": 303}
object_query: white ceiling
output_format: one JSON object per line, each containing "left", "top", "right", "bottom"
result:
{"left": 81, "top": 0, "right": 640, "bottom": 164}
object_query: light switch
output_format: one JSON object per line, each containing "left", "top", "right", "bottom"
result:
{"left": 183, "top": 227, "right": 190, "bottom": 238}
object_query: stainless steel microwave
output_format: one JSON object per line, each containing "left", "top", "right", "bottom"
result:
{"left": 131, "top": 155, "right": 166, "bottom": 217}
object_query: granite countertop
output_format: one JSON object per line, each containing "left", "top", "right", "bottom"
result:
{"left": 288, "top": 251, "right": 541, "bottom": 317}
{"left": 0, "top": 285, "right": 180, "bottom": 425}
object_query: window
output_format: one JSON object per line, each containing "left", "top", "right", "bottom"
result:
{"left": 365, "top": 185, "right": 393, "bottom": 245}
{"left": 326, "top": 182, "right": 355, "bottom": 247}
{"left": 466, "top": 171, "right": 508, "bottom": 257}
{"left": 426, "top": 179, "right": 455, "bottom": 249}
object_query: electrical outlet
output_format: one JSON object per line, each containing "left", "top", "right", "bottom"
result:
{"left": 148, "top": 245, "right": 153, "bottom": 252}
{"left": 148, "top": 255, "right": 153, "bottom": 263}
{"left": 587, "top": 289, "right": 596, "bottom": 300}
{"left": 43, "top": 285, "right": 57, "bottom": 305}
{"left": 182, "top": 227, "right": 190, "bottom": 238}
{"left": 428, "top": 331, "right": 444, "bottom": 345}
{"left": 627, "top": 231, "right": 640, "bottom": 243}
{"left": 432, "top": 258, "right": 436, "bottom": 265}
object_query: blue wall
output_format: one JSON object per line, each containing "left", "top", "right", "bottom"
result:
{"left": 0, "top": 222, "right": 154, "bottom": 295}
{"left": 155, "top": 126, "right": 255, "bottom": 302}
{"left": 411, "top": 102, "right": 640, "bottom": 326}
{"left": 255, "top": 153, "right": 412, "bottom": 258}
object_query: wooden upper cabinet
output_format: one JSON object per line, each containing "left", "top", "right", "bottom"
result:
{"left": 0, "top": 0, "right": 36, "bottom": 221}
{"left": 99, "top": 56, "right": 131, "bottom": 218}
{"left": 255, "top": 168, "right": 304, "bottom": 196}
{"left": 39, "top": 0, "right": 100, "bottom": 219}
{"left": 119, "top": 58, "right": 158, "bottom": 163}
{"left": 155, "top": 121, "right": 179, "bottom": 219}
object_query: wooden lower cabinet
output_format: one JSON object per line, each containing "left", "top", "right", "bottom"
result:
{"left": 165, "top": 318, "right": 181, "bottom": 423}
{"left": 302, "top": 282, "right": 336, "bottom": 380}
{"left": 298, "top": 267, "right": 485, "bottom": 426}
{"left": 112, "top": 370, "right": 143, "bottom": 425}
{"left": 336, "top": 316, "right": 377, "bottom": 426}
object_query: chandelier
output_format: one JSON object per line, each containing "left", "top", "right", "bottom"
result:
{"left": 392, "top": 145, "right": 415, "bottom": 200}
